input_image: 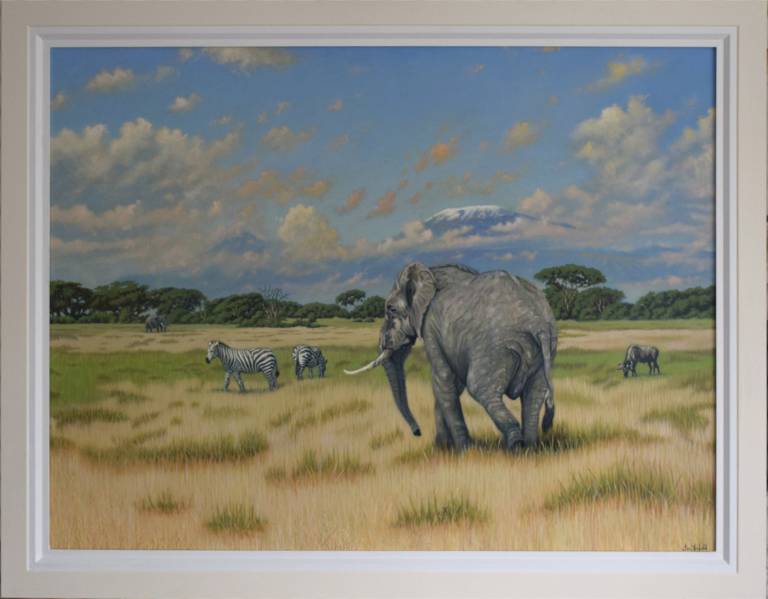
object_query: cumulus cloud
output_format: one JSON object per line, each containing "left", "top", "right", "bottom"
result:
{"left": 236, "top": 168, "right": 331, "bottom": 204}
{"left": 672, "top": 108, "right": 714, "bottom": 199}
{"left": 51, "top": 117, "right": 241, "bottom": 208}
{"left": 590, "top": 57, "right": 648, "bottom": 91}
{"left": 178, "top": 48, "right": 194, "bottom": 63}
{"left": 327, "top": 99, "right": 343, "bottom": 112}
{"left": 169, "top": 93, "right": 201, "bottom": 112}
{"left": 503, "top": 121, "right": 538, "bottom": 152}
{"left": 257, "top": 112, "right": 269, "bottom": 124}
{"left": 51, "top": 201, "right": 197, "bottom": 232}
{"left": 336, "top": 189, "right": 365, "bottom": 214}
{"left": 262, "top": 125, "right": 315, "bottom": 151}
{"left": 367, "top": 191, "right": 397, "bottom": 218}
{"left": 202, "top": 47, "right": 296, "bottom": 71}
{"left": 51, "top": 91, "right": 68, "bottom": 110}
{"left": 154, "top": 65, "right": 175, "bottom": 81}
{"left": 86, "top": 67, "right": 135, "bottom": 93}
{"left": 278, "top": 204, "right": 347, "bottom": 264}
{"left": 572, "top": 95, "right": 675, "bottom": 198}
{"left": 213, "top": 114, "right": 233, "bottom": 126}
{"left": 493, "top": 250, "right": 538, "bottom": 262}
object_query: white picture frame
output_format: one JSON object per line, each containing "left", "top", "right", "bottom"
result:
{"left": 2, "top": 1, "right": 765, "bottom": 598}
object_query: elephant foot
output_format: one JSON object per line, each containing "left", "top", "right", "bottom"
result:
{"left": 505, "top": 430, "right": 524, "bottom": 451}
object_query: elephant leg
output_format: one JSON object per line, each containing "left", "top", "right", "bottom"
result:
{"left": 430, "top": 369, "right": 470, "bottom": 450}
{"left": 521, "top": 369, "right": 550, "bottom": 447}
{"left": 223, "top": 371, "right": 231, "bottom": 391}
{"left": 234, "top": 372, "right": 245, "bottom": 392}
{"left": 467, "top": 356, "right": 523, "bottom": 450}
{"left": 434, "top": 380, "right": 465, "bottom": 449}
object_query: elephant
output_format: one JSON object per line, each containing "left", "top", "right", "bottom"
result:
{"left": 345, "top": 263, "right": 557, "bottom": 451}
{"left": 144, "top": 314, "right": 166, "bottom": 333}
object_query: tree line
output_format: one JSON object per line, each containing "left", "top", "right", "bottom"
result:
{"left": 49, "top": 280, "right": 386, "bottom": 326}
{"left": 533, "top": 264, "right": 714, "bottom": 320}
{"left": 50, "top": 264, "right": 715, "bottom": 326}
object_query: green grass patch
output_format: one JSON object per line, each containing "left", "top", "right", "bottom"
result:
{"left": 202, "top": 405, "right": 249, "bottom": 419}
{"left": 369, "top": 428, "right": 404, "bottom": 450}
{"left": 393, "top": 445, "right": 437, "bottom": 465}
{"left": 167, "top": 400, "right": 185, "bottom": 409}
{"left": 170, "top": 417, "right": 183, "bottom": 426}
{"left": 138, "top": 490, "right": 188, "bottom": 514}
{"left": 118, "top": 428, "right": 168, "bottom": 447}
{"left": 290, "top": 450, "right": 373, "bottom": 480}
{"left": 206, "top": 503, "right": 266, "bottom": 535}
{"left": 543, "top": 463, "right": 712, "bottom": 511}
{"left": 131, "top": 411, "right": 161, "bottom": 429}
{"left": 538, "top": 421, "right": 654, "bottom": 453}
{"left": 394, "top": 494, "right": 488, "bottom": 527}
{"left": 50, "top": 435, "right": 75, "bottom": 450}
{"left": 54, "top": 406, "right": 128, "bottom": 427}
{"left": 642, "top": 404, "right": 710, "bottom": 433}
{"left": 82, "top": 430, "right": 268, "bottom": 465}
{"left": 558, "top": 319, "right": 714, "bottom": 331}
{"left": 109, "top": 390, "right": 148, "bottom": 404}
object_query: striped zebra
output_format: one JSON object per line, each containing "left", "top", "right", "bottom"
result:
{"left": 291, "top": 345, "right": 327, "bottom": 380}
{"left": 205, "top": 341, "right": 279, "bottom": 391}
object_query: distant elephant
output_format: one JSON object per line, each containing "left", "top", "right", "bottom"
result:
{"left": 345, "top": 263, "right": 557, "bottom": 450}
{"left": 145, "top": 315, "right": 166, "bottom": 333}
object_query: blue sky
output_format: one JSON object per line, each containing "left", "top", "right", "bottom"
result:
{"left": 50, "top": 46, "right": 715, "bottom": 302}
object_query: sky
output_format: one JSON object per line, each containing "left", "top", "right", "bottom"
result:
{"left": 50, "top": 46, "right": 715, "bottom": 303}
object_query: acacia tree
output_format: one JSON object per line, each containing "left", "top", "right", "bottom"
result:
{"left": 260, "top": 285, "right": 289, "bottom": 325}
{"left": 574, "top": 287, "right": 625, "bottom": 320}
{"left": 50, "top": 280, "right": 92, "bottom": 319}
{"left": 90, "top": 280, "right": 150, "bottom": 322}
{"left": 335, "top": 289, "right": 366, "bottom": 312}
{"left": 534, "top": 264, "right": 606, "bottom": 319}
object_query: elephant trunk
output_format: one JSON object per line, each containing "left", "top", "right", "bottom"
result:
{"left": 382, "top": 348, "right": 421, "bottom": 437}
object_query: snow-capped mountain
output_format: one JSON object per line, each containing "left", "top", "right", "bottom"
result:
{"left": 424, "top": 205, "right": 538, "bottom": 236}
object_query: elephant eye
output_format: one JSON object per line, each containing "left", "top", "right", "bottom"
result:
{"left": 386, "top": 304, "right": 399, "bottom": 316}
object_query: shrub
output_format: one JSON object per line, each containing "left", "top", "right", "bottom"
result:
{"left": 139, "top": 490, "right": 188, "bottom": 514}
{"left": 394, "top": 494, "right": 488, "bottom": 527}
{"left": 206, "top": 504, "right": 266, "bottom": 535}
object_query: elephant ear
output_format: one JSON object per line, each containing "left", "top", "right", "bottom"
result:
{"left": 397, "top": 263, "right": 436, "bottom": 337}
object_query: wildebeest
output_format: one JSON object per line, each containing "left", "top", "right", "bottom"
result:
{"left": 618, "top": 345, "right": 661, "bottom": 377}
{"left": 144, "top": 314, "right": 167, "bottom": 333}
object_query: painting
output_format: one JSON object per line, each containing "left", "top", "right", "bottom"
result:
{"left": 49, "top": 45, "right": 716, "bottom": 551}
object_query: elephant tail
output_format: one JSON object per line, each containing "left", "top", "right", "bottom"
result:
{"left": 538, "top": 330, "right": 556, "bottom": 432}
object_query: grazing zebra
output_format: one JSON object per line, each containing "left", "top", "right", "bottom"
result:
{"left": 291, "top": 345, "right": 327, "bottom": 380}
{"left": 205, "top": 341, "right": 279, "bottom": 391}
{"left": 617, "top": 344, "right": 661, "bottom": 378}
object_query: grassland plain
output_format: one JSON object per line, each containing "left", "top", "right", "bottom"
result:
{"left": 50, "top": 320, "right": 715, "bottom": 551}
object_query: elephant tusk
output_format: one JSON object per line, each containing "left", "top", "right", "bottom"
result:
{"left": 344, "top": 349, "right": 392, "bottom": 375}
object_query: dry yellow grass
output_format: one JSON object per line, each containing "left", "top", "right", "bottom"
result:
{"left": 50, "top": 324, "right": 715, "bottom": 551}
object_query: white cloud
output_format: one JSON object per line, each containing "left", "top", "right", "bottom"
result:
{"left": 672, "top": 108, "right": 714, "bottom": 199}
{"left": 278, "top": 204, "right": 348, "bottom": 264}
{"left": 86, "top": 67, "right": 135, "bottom": 93}
{"left": 169, "top": 93, "right": 201, "bottom": 112}
{"left": 236, "top": 168, "right": 331, "bottom": 204}
{"left": 203, "top": 47, "right": 296, "bottom": 71}
{"left": 51, "top": 91, "right": 68, "bottom": 110}
{"left": 178, "top": 48, "right": 194, "bottom": 63}
{"left": 590, "top": 57, "right": 648, "bottom": 91}
{"left": 154, "top": 65, "right": 175, "bottom": 81}
{"left": 51, "top": 201, "right": 198, "bottom": 232}
{"left": 262, "top": 126, "right": 315, "bottom": 151}
{"left": 572, "top": 95, "right": 675, "bottom": 198}
{"left": 503, "top": 122, "right": 538, "bottom": 152}
{"left": 275, "top": 100, "right": 290, "bottom": 115}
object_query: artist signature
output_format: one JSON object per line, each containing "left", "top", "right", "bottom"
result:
{"left": 682, "top": 544, "right": 709, "bottom": 552}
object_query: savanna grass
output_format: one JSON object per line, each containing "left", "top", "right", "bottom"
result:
{"left": 642, "top": 404, "right": 710, "bottom": 433}
{"left": 109, "top": 390, "right": 148, "bottom": 404}
{"left": 82, "top": 430, "right": 268, "bottom": 465}
{"left": 131, "top": 411, "right": 161, "bottom": 428}
{"left": 543, "top": 463, "right": 710, "bottom": 511}
{"left": 54, "top": 407, "right": 128, "bottom": 427}
{"left": 50, "top": 435, "right": 75, "bottom": 450}
{"left": 206, "top": 504, "right": 266, "bottom": 535}
{"left": 290, "top": 399, "right": 372, "bottom": 433}
{"left": 202, "top": 405, "right": 249, "bottom": 419}
{"left": 290, "top": 450, "right": 373, "bottom": 481}
{"left": 269, "top": 409, "right": 294, "bottom": 429}
{"left": 394, "top": 494, "right": 488, "bottom": 527}
{"left": 139, "top": 490, "right": 188, "bottom": 514}
{"left": 369, "top": 428, "right": 404, "bottom": 450}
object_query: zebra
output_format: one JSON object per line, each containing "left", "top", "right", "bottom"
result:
{"left": 617, "top": 344, "right": 661, "bottom": 377}
{"left": 205, "top": 340, "right": 279, "bottom": 391}
{"left": 291, "top": 345, "right": 327, "bottom": 380}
